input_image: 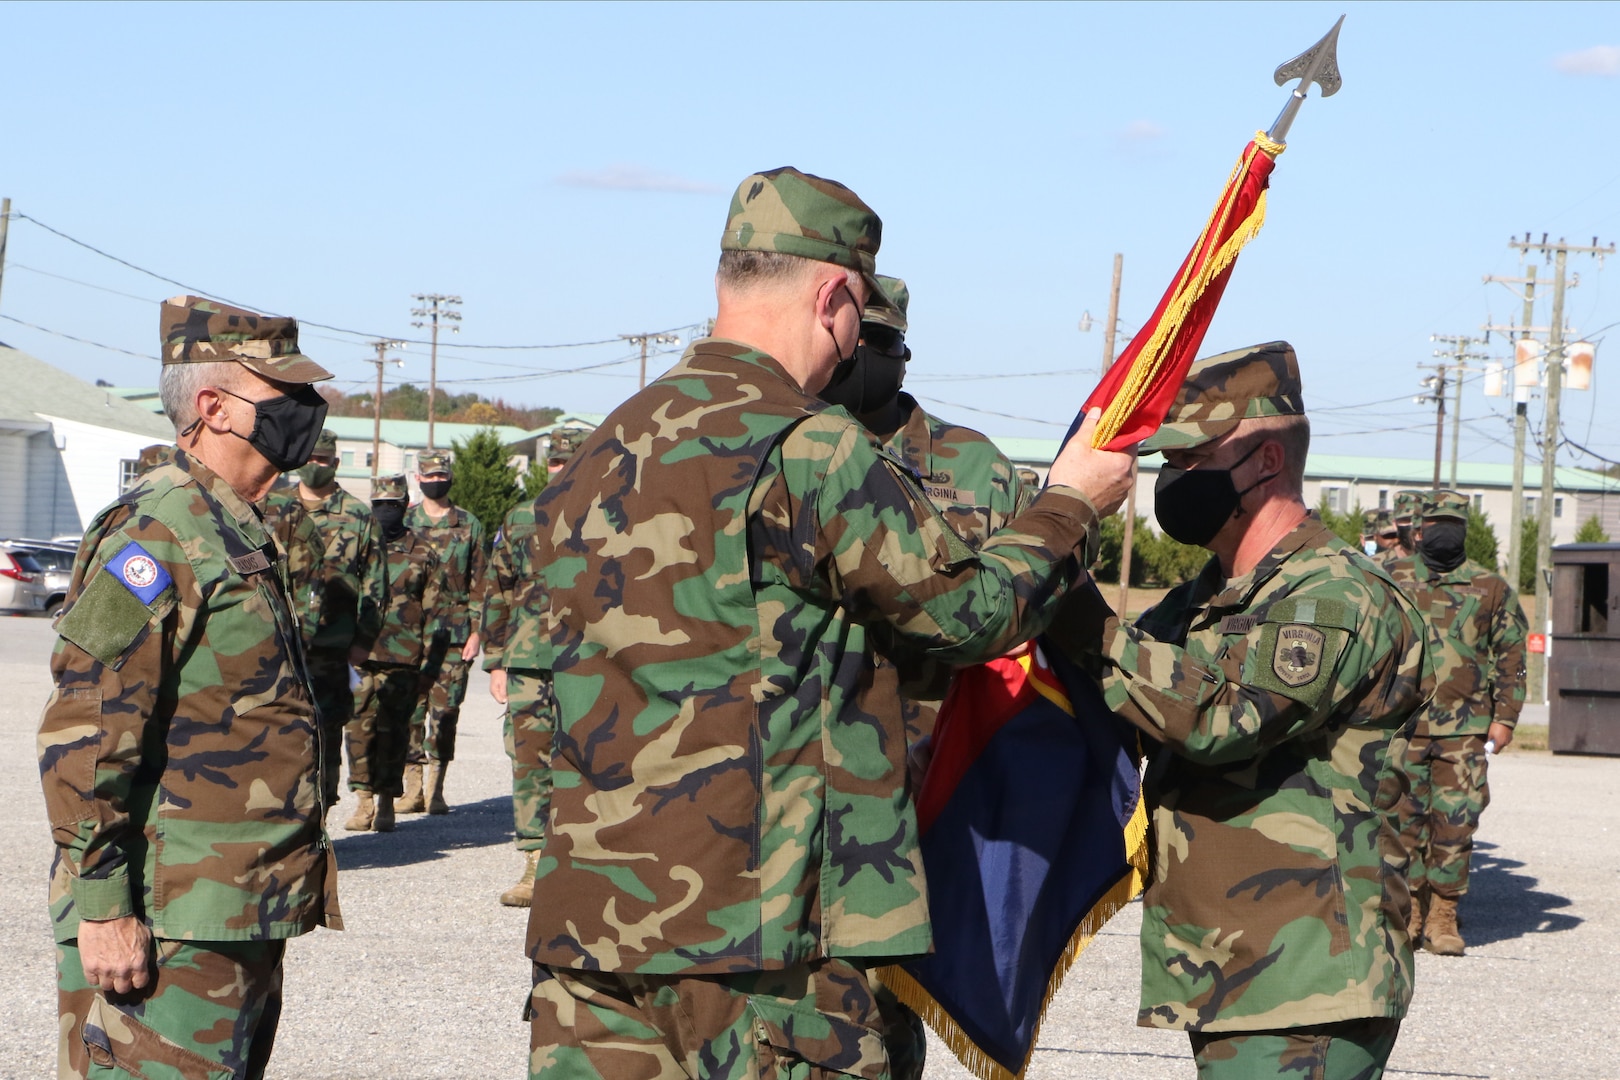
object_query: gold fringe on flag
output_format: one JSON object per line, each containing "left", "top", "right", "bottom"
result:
{"left": 1092, "top": 132, "right": 1285, "bottom": 448}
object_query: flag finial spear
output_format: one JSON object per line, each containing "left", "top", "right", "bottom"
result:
{"left": 1267, "top": 15, "right": 1345, "bottom": 143}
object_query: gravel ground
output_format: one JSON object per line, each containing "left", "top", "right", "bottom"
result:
{"left": 2, "top": 613, "right": 1614, "bottom": 1079}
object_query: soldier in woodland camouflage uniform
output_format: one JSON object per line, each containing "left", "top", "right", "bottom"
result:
{"left": 1362, "top": 507, "right": 1397, "bottom": 557}
{"left": 346, "top": 474, "right": 451, "bottom": 833}
{"left": 1386, "top": 490, "right": 1527, "bottom": 956}
{"left": 262, "top": 429, "right": 384, "bottom": 804}
{"left": 397, "top": 450, "right": 486, "bottom": 815}
{"left": 821, "top": 274, "right": 1032, "bottom": 745}
{"left": 522, "top": 167, "right": 1137, "bottom": 1079}
{"left": 38, "top": 296, "right": 341, "bottom": 1079}
{"left": 1050, "top": 342, "right": 1431, "bottom": 1078}
{"left": 1381, "top": 489, "right": 1424, "bottom": 565}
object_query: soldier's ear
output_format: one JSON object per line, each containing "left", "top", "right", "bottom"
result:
{"left": 194, "top": 385, "right": 240, "bottom": 436}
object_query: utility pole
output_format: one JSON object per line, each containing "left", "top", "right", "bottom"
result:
{"left": 621, "top": 331, "right": 680, "bottom": 389}
{"left": 1507, "top": 233, "right": 1614, "bottom": 704}
{"left": 1429, "top": 334, "right": 1487, "bottom": 488}
{"left": 1415, "top": 363, "right": 1449, "bottom": 493}
{"left": 1098, "top": 255, "right": 1137, "bottom": 617}
{"left": 368, "top": 339, "right": 406, "bottom": 479}
{"left": 1482, "top": 266, "right": 1538, "bottom": 583}
{"left": 410, "top": 294, "right": 462, "bottom": 450}
{"left": 0, "top": 197, "right": 11, "bottom": 313}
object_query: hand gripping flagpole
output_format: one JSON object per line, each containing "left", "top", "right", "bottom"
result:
{"left": 1080, "top": 15, "right": 1346, "bottom": 450}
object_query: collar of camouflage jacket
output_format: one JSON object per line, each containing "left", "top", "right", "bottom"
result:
{"left": 1202, "top": 512, "right": 1339, "bottom": 613}
{"left": 682, "top": 337, "right": 808, "bottom": 395}
{"left": 174, "top": 447, "right": 272, "bottom": 541}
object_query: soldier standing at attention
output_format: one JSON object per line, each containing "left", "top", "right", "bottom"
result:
{"left": 1386, "top": 490, "right": 1527, "bottom": 956}
{"left": 38, "top": 295, "right": 341, "bottom": 1078}
{"left": 1050, "top": 342, "right": 1431, "bottom": 1079}
{"left": 346, "top": 474, "right": 450, "bottom": 833}
{"left": 821, "top": 275, "right": 1031, "bottom": 744}
{"left": 1382, "top": 489, "right": 1425, "bottom": 564}
{"left": 523, "top": 166, "right": 1137, "bottom": 1078}
{"left": 396, "top": 450, "right": 485, "bottom": 816}
{"left": 262, "top": 428, "right": 383, "bottom": 805}
{"left": 479, "top": 429, "right": 584, "bottom": 908}
{"left": 1361, "top": 507, "right": 1397, "bottom": 558}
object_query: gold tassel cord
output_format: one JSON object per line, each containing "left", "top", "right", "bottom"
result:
{"left": 1091, "top": 134, "right": 1283, "bottom": 448}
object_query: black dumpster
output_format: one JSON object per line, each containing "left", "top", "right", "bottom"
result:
{"left": 1549, "top": 542, "right": 1620, "bottom": 755}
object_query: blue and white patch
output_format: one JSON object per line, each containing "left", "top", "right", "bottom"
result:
{"left": 104, "top": 541, "right": 173, "bottom": 606}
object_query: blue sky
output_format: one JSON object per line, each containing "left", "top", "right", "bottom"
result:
{"left": 3, "top": 1, "right": 1618, "bottom": 471}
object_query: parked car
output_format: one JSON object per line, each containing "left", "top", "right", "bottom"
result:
{"left": 5, "top": 540, "right": 78, "bottom": 615}
{"left": 0, "top": 546, "right": 51, "bottom": 615}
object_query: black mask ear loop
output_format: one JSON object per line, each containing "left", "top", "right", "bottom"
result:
{"left": 1225, "top": 439, "right": 1278, "bottom": 519}
{"left": 825, "top": 281, "right": 861, "bottom": 368}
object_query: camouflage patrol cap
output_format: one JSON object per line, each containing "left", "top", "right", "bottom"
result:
{"left": 1362, "top": 507, "right": 1392, "bottom": 531}
{"left": 862, "top": 275, "right": 910, "bottom": 334}
{"left": 1140, "top": 341, "right": 1305, "bottom": 453}
{"left": 371, "top": 474, "right": 408, "bottom": 501}
{"left": 313, "top": 429, "right": 338, "bottom": 456}
{"left": 160, "top": 295, "right": 332, "bottom": 384}
{"left": 417, "top": 450, "right": 452, "bottom": 476}
{"left": 1393, "top": 489, "right": 1426, "bottom": 523}
{"left": 720, "top": 167, "right": 896, "bottom": 313}
{"left": 547, "top": 427, "right": 588, "bottom": 463}
{"left": 135, "top": 443, "right": 175, "bottom": 475}
{"left": 1423, "top": 489, "right": 1471, "bottom": 521}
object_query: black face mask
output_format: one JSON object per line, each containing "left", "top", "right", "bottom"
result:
{"left": 299, "top": 462, "right": 337, "bottom": 488}
{"left": 1418, "top": 519, "right": 1468, "bottom": 573}
{"left": 820, "top": 343, "right": 910, "bottom": 415}
{"left": 1153, "top": 440, "right": 1272, "bottom": 547}
{"left": 418, "top": 478, "right": 452, "bottom": 500}
{"left": 215, "top": 385, "right": 329, "bottom": 472}
{"left": 372, "top": 501, "right": 407, "bottom": 542}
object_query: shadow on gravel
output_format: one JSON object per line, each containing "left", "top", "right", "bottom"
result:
{"left": 1460, "top": 840, "right": 1581, "bottom": 946}
{"left": 331, "top": 795, "right": 513, "bottom": 870}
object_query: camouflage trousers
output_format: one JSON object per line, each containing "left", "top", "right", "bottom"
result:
{"left": 527, "top": 959, "right": 896, "bottom": 1079}
{"left": 505, "top": 669, "right": 557, "bottom": 852}
{"left": 1189, "top": 1018, "right": 1401, "bottom": 1079}
{"left": 407, "top": 654, "right": 470, "bottom": 764}
{"left": 348, "top": 663, "right": 425, "bottom": 797}
{"left": 56, "top": 936, "right": 286, "bottom": 1079}
{"left": 306, "top": 645, "right": 356, "bottom": 804}
{"left": 1397, "top": 733, "right": 1492, "bottom": 898}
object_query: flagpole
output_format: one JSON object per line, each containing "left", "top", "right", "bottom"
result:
{"left": 1102, "top": 254, "right": 1141, "bottom": 617}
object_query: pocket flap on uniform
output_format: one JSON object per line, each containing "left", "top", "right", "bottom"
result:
{"left": 746, "top": 998, "right": 889, "bottom": 1079}
{"left": 84, "top": 992, "right": 234, "bottom": 1079}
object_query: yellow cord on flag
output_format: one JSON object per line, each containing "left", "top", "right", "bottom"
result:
{"left": 1091, "top": 133, "right": 1284, "bottom": 449}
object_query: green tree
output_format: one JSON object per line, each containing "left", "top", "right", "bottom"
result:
{"left": 519, "top": 458, "right": 550, "bottom": 501}
{"left": 1466, "top": 508, "right": 1500, "bottom": 570}
{"left": 1092, "top": 514, "right": 1151, "bottom": 586}
{"left": 1576, "top": 515, "right": 1611, "bottom": 543}
{"left": 1315, "top": 493, "right": 1365, "bottom": 546}
{"left": 1136, "top": 527, "right": 1208, "bottom": 587}
{"left": 448, "top": 427, "right": 522, "bottom": 539}
{"left": 1518, "top": 516, "right": 1539, "bottom": 595}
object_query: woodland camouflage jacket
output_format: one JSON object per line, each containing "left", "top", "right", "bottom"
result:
{"left": 479, "top": 501, "right": 548, "bottom": 673}
{"left": 525, "top": 339, "right": 1099, "bottom": 975}
{"left": 365, "top": 530, "right": 451, "bottom": 674}
{"left": 1385, "top": 552, "right": 1527, "bottom": 736}
{"left": 38, "top": 449, "right": 340, "bottom": 942}
{"left": 1058, "top": 515, "right": 1430, "bottom": 1032}
{"left": 405, "top": 502, "right": 485, "bottom": 645}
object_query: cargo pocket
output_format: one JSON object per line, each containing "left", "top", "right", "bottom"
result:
{"left": 746, "top": 997, "right": 890, "bottom": 1080}
{"left": 83, "top": 993, "right": 232, "bottom": 1079}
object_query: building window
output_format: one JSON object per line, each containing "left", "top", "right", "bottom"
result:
{"left": 1321, "top": 485, "right": 1349, "bottom": 514}
{"left": 119, "top": 459, "right": 141, "bottom": 492}
{"left": 404, "top": 453, "right": 418, "bottom": 474}
{"left": 1555, "top": 496, "right": 1564, "bottom": 519}
{"left": 1377, "top": 488, "right": 1389, "bottom": 510}
{"left": 1472, "top": 493, "right": 1484, "bottom": 513}
{"left": 341, "top": 450, "right": 354, "bottom": 467}
{"left": 1524, "top": 495, "right": 1539, "bottom": 520}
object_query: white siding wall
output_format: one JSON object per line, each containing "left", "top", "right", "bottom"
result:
{"left": 34, "top": 415, "right": 174, "bottom": 536}
{"left": 0, "top": 432, "right": 32, "bottom": 538}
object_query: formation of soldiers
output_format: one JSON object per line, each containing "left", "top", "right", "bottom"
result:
{"left": 34, "top": 171, "right": 1529, "bottom": 1080}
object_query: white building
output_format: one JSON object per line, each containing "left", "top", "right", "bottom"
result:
{"left": 0, "top": 345, "right": 176, "bottom": 540}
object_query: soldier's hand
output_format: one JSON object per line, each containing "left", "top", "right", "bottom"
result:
{"left": 78, "top": 915, "right": 152, "bottom": 995}
{"left": 489, "top": 668, "right": 509, "bottom": 704}
{"left": 461, "top": 633, "right": 481, "bottom": 663}
{"left": 1046, "top": 409, "right": 1137, "bottom": 519}
{"left": 1487, "top": 721, "right": 1514, "bottom": 752}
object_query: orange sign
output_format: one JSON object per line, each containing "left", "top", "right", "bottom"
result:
{"left": 1528, "top": 632, "right": 1547, "bottom": 654}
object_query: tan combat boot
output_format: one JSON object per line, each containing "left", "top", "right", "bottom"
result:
{"left": 500, "top": 851, "right": 541, "bottom": 908}
{"left": 1424, "top": 893, "right": 1465, "bottom": 955}
{"left": 395, "top": 763, "right": 426, "bottom": 813}
{"left": 344, "top": 791, "right": 375, "bottom": 832}
{"left": 372, "top": 794, "right": 396, "bottom": 833}
{"left": 426, "top": 760, "right": 450, "bottom": 815}
{"left": 1406, "top": 886, "right": 1426, "bottom": 948}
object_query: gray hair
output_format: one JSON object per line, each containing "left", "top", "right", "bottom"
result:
{"left": 159, "top": 361, "right": 242, "bottom": 431}
{"left": 715, "top": 250, "right": 828, "bottom": 293}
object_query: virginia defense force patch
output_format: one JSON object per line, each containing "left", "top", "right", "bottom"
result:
{"left": 1245, "top": 595, "right": 1357, "bottom": 709}
{"left": 1273, "top": 624, "right": 1326, "bottom": 686}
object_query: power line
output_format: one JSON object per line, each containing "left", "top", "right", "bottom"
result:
{"left": 0, "top": 312, "right": 159, "bottom": 359}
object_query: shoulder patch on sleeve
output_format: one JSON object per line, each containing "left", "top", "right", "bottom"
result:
{"left": 104, "top": 542, "right": 174, "bottom": 605}
{"left": 1243, "top": 594, "right": 1359, "bottom": 709}
{"left": 55, "top": 571, "right": 160, "bottom": 667}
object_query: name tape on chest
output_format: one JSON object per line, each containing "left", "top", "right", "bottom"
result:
{"left": 105, "top": 541, "right": 173, "bottom": 605}
{"left": 1218, "top": 615, "right": 1257, "bottom": 635}
{"left": 228, "top": 548, "right": 273, "bottom": 575}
